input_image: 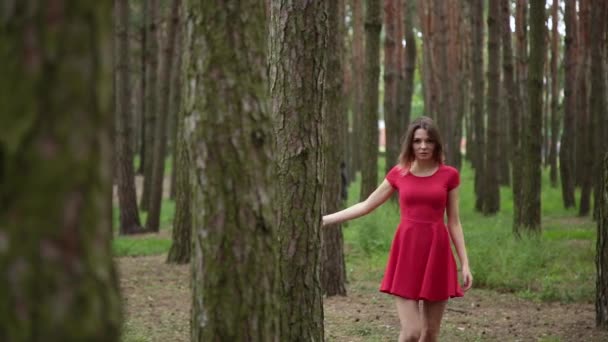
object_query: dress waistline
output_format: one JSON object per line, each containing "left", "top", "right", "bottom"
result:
{"left": 400, "top": 217, "right": 444, "bottom": 224}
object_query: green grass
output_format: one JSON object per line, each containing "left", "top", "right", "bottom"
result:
{"left": 113, "top": 156, "right": 599, "bottom": 303}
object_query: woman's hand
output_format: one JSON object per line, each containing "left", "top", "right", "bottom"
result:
{"left": 461, "top": 265, "right": 473, "bottom": 291}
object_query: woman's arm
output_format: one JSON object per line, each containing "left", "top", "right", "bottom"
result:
{"left": 446, "top": 187, "right": 473, "bottom": 291}
{"left": 322, "top": 179, "right": 394, "bottom": 226}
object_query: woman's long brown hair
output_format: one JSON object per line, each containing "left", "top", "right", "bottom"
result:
{"left": 397, "top": 116, "right": 445, "bottom": 169}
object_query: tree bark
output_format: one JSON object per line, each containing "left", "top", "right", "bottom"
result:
{"left": 169, "top": 5, "right": 184, "bottom": 200}
{"left": 138, "top": 0, "right": 148, "bottom": 175}
{"left": 146, "top": 0, "right": 180, "bottom": 232}
{"left": 189, "top": 0, "right": 279, "bottom": 340}
{"left": 560, "top": 0, "right": 577, "bottom": 209}
{"left": 269, "top": 1, "right": 328, "bottom": 340}
{"left": 141, "top": 0, "right": 160, "bottom": 211}
{"left": 359, "top": 0, "right": 382, "bottom": 200}
{"left": 384, "top": 0, "right": 399, "bottom": 172}
{"left": 471, "top": 0, "right": 485, "bottom": 212}
{"left": 351, "top": 0, "right": 365, "bottom": 181}
{"left": 549, "top": 0, "right": 559, "bottom": 187}
{"left": 483, "top": 0, "right": 500, "bottom": 215}
{"left": 597, "top": 154, "right": 608, "bottom": 328}
{"left": 578, "top": 0, "right": 593, "bottom": 217}
{"left": 401, "top": 0, "right": 417, "bottom": 133}
{"left": 322, "top": 0, "right": 348, "bottom": 297}
{"left": 0, "top": 2, "right": 122, "bottom": 339}
{"left": 116, "top": 0, "right": 145, "bottom": 235}
{"left": 518, "top": 0, "right": 545, "bottom": 235}
{"left": 515, "top": 0, "right": 528, "bottom": 118}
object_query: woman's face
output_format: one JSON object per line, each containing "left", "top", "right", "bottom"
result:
{"left": 412, "top": 128, "right": 435, "bottom": 161}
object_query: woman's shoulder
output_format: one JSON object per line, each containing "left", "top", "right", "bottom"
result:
{"left": 440, "top": 164, "right": 459, "bottom": 174}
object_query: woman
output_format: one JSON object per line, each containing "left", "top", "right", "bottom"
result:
{"left": 322, "top": 116, "right": 472, "bottom": 342}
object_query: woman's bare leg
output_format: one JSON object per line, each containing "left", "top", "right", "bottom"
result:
{"left": 419, "top": 300, "right": 448, "bottom": 342}
{"left": 395, "top": 297, "right": 421, "bottom": 342}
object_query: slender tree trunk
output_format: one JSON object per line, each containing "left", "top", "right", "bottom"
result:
{"left": 471, "top": 0, "right": 485, "bottom": 212}
{"left": 516, "top": 0, "right": 528, "bottom": 118}
{"left": 169, "top": 10, "right": 184, "bottom": 200}
{"left": 138, "top": 0, "right": 148, "bottom": 175}
{"left": 0, "top": 2, "right": 122, "bottom": 339}
{"left": 269, "top": 1, "right": 328, "bottom": 340}
{"left": 322, "top": 0, "right": 348, "bottom": 297}
{"left": 502, "top": 0, "right": 524, "bottom": 229}
{"left": 189, "top": 0, "right": 279, "bottom": 340}
{"left": 578, "top": 0, "right": 593, "bottom": 217}
{"left": 597, "top": 156, "right": 608, "bottom": 328}
{"left": 116, "top": 0, "right": 145, "bottom": 235}
{"left": 418, "top": 0, "right": 438, "bottom": 121}
{"left": 351, "top": 0, "right": 365, "bottom": 181}
{"left": 384, "top": 0, "right": 399, "bottom": 172}
{"left": 436, "top": 0, "right": 455, "bottom": 165}
{"left": 141, "top": 0, "right": 160, "bottom": 211}
{"left": 518, "top": 0, "right": 545, "bottom": 235}
{"left": 402, "top": 0, "right": 417, "bottom": 132}
{"left": 360, "top": 0, "right": 382, "bottom": 200}
{"left": 560, "top": 0, "right": 577, "bottom": 209}
{"left": 549, "top": 0, "right": 560, "bottom": 188}
{"left": 483, "top": 0, "right": 500, "bottom": 215}
{"left": 146, "top": 0, "right": 180, "bottom": 232}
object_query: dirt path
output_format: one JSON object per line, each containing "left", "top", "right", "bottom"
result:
{"left": 119, "top": 255, "right": 608, "bottom": 341}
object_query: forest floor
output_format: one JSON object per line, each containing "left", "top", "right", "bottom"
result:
{"left": 119, "top": 254, "right": 608, "bottom": 342}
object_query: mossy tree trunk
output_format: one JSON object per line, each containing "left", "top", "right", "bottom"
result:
{"left": 518, "top": 0, "right": 545, "bottom": 235}
{"left": 359, "top": 0, "right": 382, "bottom": 200}
{"left": 322, "top": 0, "right": 347, "bottom": 297}
{"left": 0, "top": 1, "right": 122, "bottom": 340}
{"left": 116, "top": 0, "right": 145, "bottom": 235}
{"left": 483, "top": 0, "right": 500, "bottom": 215}
{"left": 269, "top": 1, "right": 328, "bottom": 339}
{"left": 189, "top": 0, "right": 279, "bottom": 340}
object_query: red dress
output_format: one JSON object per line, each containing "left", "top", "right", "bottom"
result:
{"left": 379, "top": 164, "right": 464, "bottom": 301}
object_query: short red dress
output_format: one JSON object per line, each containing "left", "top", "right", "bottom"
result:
{"left": 379, "top": 163, "right": 464, "bottom": 301}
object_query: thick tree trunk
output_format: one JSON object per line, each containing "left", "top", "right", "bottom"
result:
{"left": 502, "top": 0, "right": 524, "bottom": 229}
{"left": 322, "top": 0, "right": 348, "bottom": 297}
{"left": 518, "top": 0, "right": 545, "bottom": 235}
{"left": 351, "top": 0, "right": 365, "bottom": 181}
{"left": 269, "top": 1, "right": 328, "bottom": 340}
{"left": 146, "top": 0, "right": 180, "bottom": 232}
{"left": 471, "top": 0, "right": 485, "bottom": 212}
{"left": 116, "top": 0, "right": 145, "bottom": 235}
{"left": 359, "top": 0, "right": 382, "bottom": 200}
{"left": 560, "top": 0, "right": 577, "bottom": 209}
{"left": 141, "top": 0, "right": 160, "bottom": 211}
{"left": 384, "top": 0, "right": 399, "bottom": 172}
{"left": 402, "top": 0, "right": 417, "bottom": 133}
{"left": 0, "top": 2, "right": 122, "bottom": 339}
{"left": 189, "top": 1, "right": 279, "bottom": 340}
{"left": 483, "top": 0, "right": 500, "bottom": 215}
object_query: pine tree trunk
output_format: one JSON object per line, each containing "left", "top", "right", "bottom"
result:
{"left": 549, "top": 0, "right": 559, "bottom": 187}
{"left": 384, "top": 0, "right": 399, "bottom": 173}
{"left": 351, "top": 0, "right": 365, "bottom": 181}
{"left": 146, "top": 0, "right": 180, "bottom": 232}
{"left": 169, "top": 7, "right": 184, "bottom": 200}
{"left": 141, "top": 0, "right": 160, "bottom": 211}
{"left": 359, "top": 0, "right": 382, "bottom": 200}
{"left": 0, "top": 2, "right": 122, "bottom": 339}
{"left": 483, "top": 0, "right": 500, "bottom": 215}
{"left": 502, "top": 0, "right": 524, "bottom": 229}
{"left": 471, "top": 0, "right": 485, "bottom": 212}
{"left": 189, "top": 1, "right": 279, "bottom": 339}
{"left": 597, "top": 154, "right": 608, "bottom": 328}
{"left": 116, "top": 0, "right": 145, "bottom": 235}
{"left": 578, "top": 0, "right": 593, "bottom": 217}
{"left": 138, "top": 0, "right": 148, "bottom": 175}
{"left": 322, "top": 0, "right": 348, "bottom": 297}
{"left": 402, "top": 0, "right": 417, "bottom": 132}
{"left": 515, "top": 0, "right": 528, "bottom": 118}
{"left": 269, "top": 1, "right": 328, "bottom": 340}
{"left": 436, "top": 0, "right": 454, "bottom": 164}
{"left": 519, "top": 0, "right": 545, "bottom": 234}
{"left": 559, "top": 0, "right": 577, "bottom": 209}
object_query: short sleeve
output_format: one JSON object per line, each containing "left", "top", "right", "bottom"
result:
{"left": 447, "top": 166, "right": 460, "bottom": 191}
{"left": 386, "top": 165, "right": 401, "bottom": 189}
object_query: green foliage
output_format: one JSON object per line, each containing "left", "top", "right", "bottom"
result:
{"left": 113, "top": 237, "right": 172, "bottom": 257}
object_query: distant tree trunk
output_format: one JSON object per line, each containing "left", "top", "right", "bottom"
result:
{"left": 138, "top": 0, "right": 148, "bottom": 175}
{"left": 548, "top": 0, "right": 560, "bottom": 188}
{"left": 560, "top": 0, "right": 577, "bottom": 209}
{"left": 449, "top": 0, "right": 465, "bottom": 170}
{"left": 116, "top": 0, "right": 145, "bottom": 235}
{"left": 169, "top": 9, "right": 184, "bottom": 200}
{"left": 360, "top": 0, "right": 382, "bottom": 200}
{"left": 590, "top": 0, "right": 607, "bottom": 220}
{"left": 0, "top": 2, "right": 122, "bottom": 339}
{"left": 189, "top": 1, "right": 279, "bottom": 340}
{"left": 402, "top": 0, "right": 417, "bottom": 132}
{"left": 419, "top": 0, "right": 439, "bottom": 121}
{"left": 146, "top": 0, "right": 180, "bottom": 232}
{"left": 166, "top": 2, "right": 189, "bottom": 265}
{"left": 384, "top": 0, "right": 399, "bottom": 172}
{"left": 269, "top": 1, "right": 328, "bottom": 340}
{"left": 515, "top": 0, "right": 528, "bottom": 118}
{"left": 141, "top": 0, "right": 160, "bottom": 211}
{"left": 471, "top": 0, "right": 485, "bottom": 212}
{"left": 578, "top": 0, "right": 593, "bottom": 217}
{"left": 518, "top": 0, "right": 545, "bottom": 235}
{"left": 483, "top": 0, "right": 500, "bottom": 215}
{"left": 322, "top": 0, "right": 347, "bottom": 297}
{"left": 502, "top": 0, "right": 524, "bottom": 228}
{"left": 351, "top": 0, "right": 365, "bottom": 181}
{"left": 436, "top": 0, "right": 455, "bottom": 164}
{"left": 597, "top": 153, "right": 608, "bottom": 328}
